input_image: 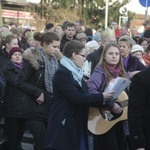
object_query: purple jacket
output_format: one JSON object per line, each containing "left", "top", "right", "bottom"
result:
{"left": 125, "top": 54, "right": 147, "bottom": 72}
{"left": 87, "top": 65, "right": 106, "bottom": 94}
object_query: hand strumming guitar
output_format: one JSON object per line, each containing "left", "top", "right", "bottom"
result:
{"left": 112, "top": 103, "right": 123, "bottom": 114}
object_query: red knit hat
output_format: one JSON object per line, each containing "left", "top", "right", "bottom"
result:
{"left": 8, "top": 47, "right": 23, "bottom": 59}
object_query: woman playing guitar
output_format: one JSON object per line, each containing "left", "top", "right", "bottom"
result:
{"left": 88, "top": 43, "right": 127, "bottom": 150}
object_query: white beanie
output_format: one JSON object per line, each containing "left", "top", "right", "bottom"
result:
{"left": 131, "top": 44, "right": 144, "bottom": 53}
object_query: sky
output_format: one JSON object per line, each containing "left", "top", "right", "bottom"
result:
{"left": 125, "top": 0, "right": 149, "bottom": 15}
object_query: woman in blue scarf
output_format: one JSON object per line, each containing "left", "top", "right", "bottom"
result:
{"left": 45, "top": 40, "right": 116, "bottom": 150}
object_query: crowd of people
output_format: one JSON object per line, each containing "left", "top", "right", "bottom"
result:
{"left": 0, "top": 19, "right": 150, "bottom": 150}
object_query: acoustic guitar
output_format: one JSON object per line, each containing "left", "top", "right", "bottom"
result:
{"left": 88, "top": 91, "right": 128, "bottom": 135}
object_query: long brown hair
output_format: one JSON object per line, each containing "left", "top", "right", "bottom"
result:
{"left": 98, "top": 43, "right": 126, "bottom": 86}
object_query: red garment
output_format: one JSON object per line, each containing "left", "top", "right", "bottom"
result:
{"left": 115, "top": 29, "right": 120, "bottom": 38}
{"left": 143, "top": 53, "right": 150, "bottom": 66}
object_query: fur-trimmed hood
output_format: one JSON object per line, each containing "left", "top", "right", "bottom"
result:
{"left": 22, "top": 48, "right": 43, "bottom": 70}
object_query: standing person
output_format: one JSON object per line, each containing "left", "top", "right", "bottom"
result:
{"left": 0, "top": 34, "right": 19, "bottom": 68}
{"left": 138, "top": 37, "right": 148, "bottom": 53}
{"left": 54, "top": 25, "right": 63, "bottom": 37}
{"left": 16, "top": 32, "right": 60, "bottom": 150}
{"left": 118, "top": 35, "right": 147, "bottom": 78}
{"left": 0, "top": 68, "right": 5, "bottom": 149}
{"left": 86, "top": 27, "right": 117, "bottom": 74}
{"left": 44, "top": 23, "right": 54, "bottom": 33}
{"left": 2, "top": 47, "right": 26, "bottom": 150}
{"left": 118, "top": 35, "right": 147, "bottom": 150}
{"left": 128, "top": 67, "right": 150, "bottom": 150}
{"left": 87, "top": 43, "right": 126, "bottom": 150}
{"left": 143, "top": 44, "right": 150, "bottom": 67}
{"left": 111, "top": 21, "right": 120, "bottom": 38}
{"left": 120, "top": 25, "right": 129, "bottom": 37}
{"left": 84, "top": 28, "right": 93, "bottom": 42}
{"left": 76, "top": 33, "right": 88, "bottom": 46}
{"left": 44, "top": 40, "right": 116, "bottom": 150}
{"left": 60, "top": 22, "right": 76, "bottom": 52}
{"left": 131, "top": 44, "right": 146, "bottom": 66}
{"left": 0, "top": 67, "right": 5, "bottom": 114}
{"left": 74, "top": 20, "right": 83, "bottom": 34}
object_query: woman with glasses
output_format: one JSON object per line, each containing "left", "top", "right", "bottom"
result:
{"left": 44, "top": 40, "right": 115, "bottom": 150}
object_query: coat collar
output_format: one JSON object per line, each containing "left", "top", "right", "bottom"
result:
{"left": 23, "top": 48, "right": 43, "bottom": 70}
{"left": 60, "top": 64, "right": 83, "bottom": 88}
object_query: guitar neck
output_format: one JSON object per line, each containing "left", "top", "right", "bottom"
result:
{"left": 120, "top": 99, "right": 128, "bottom": 108}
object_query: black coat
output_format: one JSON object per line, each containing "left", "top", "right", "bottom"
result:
{"left": 128, "top": 67, "right": 150, "bottom": 149}
{"left": 86, "top": 46, "right": 103, "bottom": 74}
{"left": 2, "top": 62, "right": 25, "bottom": 118}
{"left": 45, "top": 65, "right": 105, "bottom": 150}
{"left": 0, "top": 48, "right": 11, "bottom": 69}
{"left": 0, "top": 68, "right": 5, "bottom": 99}
{"left": 60, "top": 34, "right": 76, "bottom": 52}
{"left": 0, "top": 68, "right": 5, "bottom": 117}
{"left": 16, "top": 49, "right": 52, "bottom": 122}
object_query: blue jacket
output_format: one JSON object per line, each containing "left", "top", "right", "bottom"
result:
{"left": 45, "top": 64, "right": 105, "bottom": 150}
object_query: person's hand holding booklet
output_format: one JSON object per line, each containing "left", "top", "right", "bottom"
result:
{"left": 105, "top": 77, "right": 131, "bottom": 100}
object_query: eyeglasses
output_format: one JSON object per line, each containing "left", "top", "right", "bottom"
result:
{"left": 77, "top": 53, "right": 86, "bottom": 58}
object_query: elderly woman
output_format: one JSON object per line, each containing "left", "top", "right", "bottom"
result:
{"left": 2, "top": 47, "right": 25, "bottom": 150}
{"left": 118, "top": 35, "right": 147, "bottom": 149}
{"left": 118, "top": 35, "right": 147, "bottom": 79}
{"left": 85, "top": 40, "right": 100, "bottom": 56}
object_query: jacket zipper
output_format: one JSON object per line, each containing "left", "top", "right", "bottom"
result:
{"left": 36, "top": 73, "right": 42, "bottom": 86}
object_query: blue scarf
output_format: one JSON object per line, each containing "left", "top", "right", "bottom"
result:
{"left": 60, "top": 56, "right": 83, "bottom": 87}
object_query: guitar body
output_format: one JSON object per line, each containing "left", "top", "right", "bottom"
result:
{"left": 88, "top": 91, "right": 128, "bottom": 135}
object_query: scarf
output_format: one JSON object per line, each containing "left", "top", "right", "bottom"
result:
{"left": 39, "top": 49, "right": 58, "bottom": 93}
{"left": 13, "top": 62, "right": 23, "bottom": 70}
{"left": 106, "top": 64, "right": 121, "bottom": 78}
{"left": 143, "top": 53, "right": 150, "bottom": 67}
{"left": 60, "top": 56, "right": 83, "bottom": 87}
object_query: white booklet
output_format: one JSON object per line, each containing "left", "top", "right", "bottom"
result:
{"left": 105, "top": 77, "right": 131, "bottom": 100}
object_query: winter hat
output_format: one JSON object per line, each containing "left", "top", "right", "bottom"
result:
{"left": 76, "top": 33, "right": 88, "bottom": 40}
{"left": 131, "top": 44, "right": 144, "bottom": 54}
{"left": 93, "top": 31, "right": 101, "bottom": 42}
{"left": 8, "top": 47, "right": 23, "bottom": 59}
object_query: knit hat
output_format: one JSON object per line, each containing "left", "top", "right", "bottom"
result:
{"left": 93, "top": 32, "right": 101, "bottom": 42}
{"left": 76, "top": 33, "right": 88, "bottom": 40}
{"left": 8, "top": 47, "right": 23, "bottom": 59}
{"left": 131, "top": 44, "right": 144, "bottom": 53}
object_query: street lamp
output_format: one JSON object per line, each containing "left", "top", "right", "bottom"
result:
{"left": 0, "top": 1, "right": 3, "bottom": 26}
{"left": 105, "top": 0, "right": 109, "bottom": 28}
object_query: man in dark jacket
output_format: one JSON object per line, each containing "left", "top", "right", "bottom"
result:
{"left": 60, "top": 22, "right": 76, "bottom": 52}
{"left": 87, "top": 28, "right": 117, "bottom": 74}
{"left": 128, "top": 67, "right": 150, "bottom": 150}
